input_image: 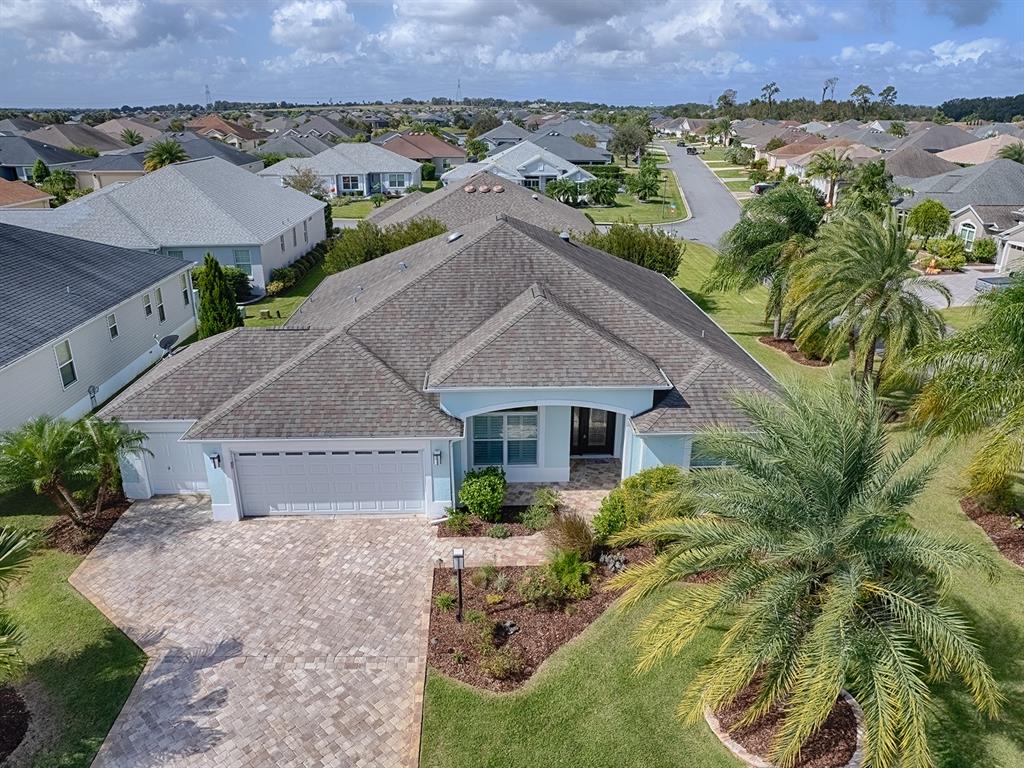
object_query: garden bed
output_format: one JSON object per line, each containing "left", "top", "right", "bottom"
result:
{"left": 427, "top": 547, "right": 650, "bottom": 692}
{"left": 0, "top": 685, "right": 29, "bottom": 763}
{"left": 44, "top": 499, "right": 130, "bottom": 555}
{"left": 960, "top": 497, "right": 1024, "bottom": 568}
{"left": 758, "top": 336, "right": 830, "bottom": 368}
{"left": 435, "top": 506, "right": 537, "bottom": 538}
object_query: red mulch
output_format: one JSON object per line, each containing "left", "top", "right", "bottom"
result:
{"left": 961, "top": 497, "right": 1024, "bottom": 568}
{"left": 717, "top": 683, "right": 857, "bottom": 768}
{"left": 427, "top": 546, "right": 652, "bottom": 691}
{"left": 0, "top": 685, "right": 29, "bottom": 763}
{"left": 436, "top": 506, "right": 536, "bottom": 538}
{"left": 44, "top": 500, "right": 130, "bottom": 555}
{"left": 758, "top": 336, "right": 830, "bottom": 368}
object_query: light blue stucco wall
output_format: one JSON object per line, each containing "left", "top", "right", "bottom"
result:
{"left": 622, "top": 422, "right": 694, "bottom": 476}
{"left": 544, "top": 406, "right": 571, "bottom": 471}
{"left": 431, "top": 439, "right": 453, "bottom": 506}
{"left": 439, "top": 388, "right": 655, "bottom": 419}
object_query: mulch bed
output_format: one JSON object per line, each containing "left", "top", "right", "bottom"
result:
{"left": 44, "top": 499, "right": 130, "bottom": 555}
{"left": 717, "top": 683, "right": 857, "bottom": 768}
{"left": 428, "top": 546, "right": 652, "bottom": 691}
{"left": 758, "top": 336, "right": 830, "bottom": 368}
{"left": 0, "top": 685, "right": 29, "bottom": 763}
{"left": 961, "top": 497, "right": 1024, "bottom": 568}
{"left": 435, "top": 506, "right": 536, "bottom": 538}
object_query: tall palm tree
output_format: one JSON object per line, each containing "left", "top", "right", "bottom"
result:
{"left": 706, "top": 184, "right": 823, "bottom": 337}
{"left": 911, "top": 274, "right": 1024, "bottom": 493}
{"left": 997, "top": 141, "right": 1024, "bottom": 164}
{"left": 0, "top": 527, "right": 35, "bottom": 677}
{"left": 119, "top": 128, "right": 143, "bottom": 146}
{"left": 805, "top": 149, "right": 853, "bottom": 208}
{"left": 78, "top": 417, "right": 150, "bottom": 517}
{"left": 143, "top": 138, "right": 188, "bottom": 171}
{"left": 787, "top": 212, "right": 951, "bottom": 389}
{"left": 609, "top": 381, "right": 1002, "bottom": 768}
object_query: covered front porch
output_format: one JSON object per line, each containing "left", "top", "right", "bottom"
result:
{"left": 504, "top": 457, "right": 621, "bottom": 521}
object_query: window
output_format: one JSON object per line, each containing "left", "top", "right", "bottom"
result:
{"left": 292, "top": 227, "right": 297, "bottom": 247}
{"left": 340, "top": 175, "right": 360, "bottom": 191}
{"left": 523, "top": 177, "right": 541, "bottom": 190}
{"left": 106, "top": 313, "right": 119, "bottom": 340}
{"left": 280, "top": 234, "right": 286, "bottom": 252}
{"left": 958, "top": 222, "right": 977, "bottom": 252}
{"left": 143, "top": 292, "right": 152, "bottom": 317}
{"left": 303, "top": 220, "right": 308, "bottom": 244}
{"left": 689, "top": 440, "right": 728, "bottom": 470}
{"left": 166, "top": 249, "right": 183, "bottom": 259}
{"left": 471, "top": 411, "right": 539, "bottom": 467}
{"left": 54, "top": 340, "right": 77, "bottom": 388}
{"left": 387, "top": 173, "right": 407, "bottom": 189}
{"left": 180, "top": 274, "right": 190, "bottom": 305}
{"left": 155, "top": 287, "right": 165, "bottom": 323}
{"left": 233, "top": 249, "right": 252, "bottom": 275}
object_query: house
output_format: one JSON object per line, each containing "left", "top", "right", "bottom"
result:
{"left": 0, "top": 179, "right": 52, "bottom": 208}
{"left": 260, "top": 115, "right": 299, "bottom": 134}
{"left": 0, "top": 223, "right": 195, "bottom": 432}
{"left": 440, "top": 141, "right": 595, "bottom": 192}
{"left": 971, "top": 123, "right": 1024, "bottom": 140}
{"left": 0, "top": 157, "right": 327, "bottom": 289}
{"left": 477, "top": 121, "right": 533, "bottom": 151}
{"left": 99, "top": 214, "right": 775, "bottom": 518}
{"left": 367, "top": 170, "right": 595, "bottom": 233}
{"left": 881, "top": 146, "right": 959, "bottom": 179}
{"left": 786, "top": 143, "right": 880, "bottom": 200}
{"left": 62, "top": 132, "right": 263, "bottom": 190}
{"left": 537, "top": 118, "right": 615, "bottom": 149}
{"left": 286, "top": 115, "right": 359, "bottom": 142}
{"left": 0, "top": 135, "right": 89, "bottom": 181}
{"left": 654, "top": 117, "right": 687, "bottom": 137}
{"left": 24, "top": 124, "right": 128, "bottom": 153}
{"left": 257, "top": 134, "right": 333, "bottom": 159}
{"left": 529, "top": 132, "right": 612, "bottom": 165}
{"left": 186, "top": 114, "right": 269, "bottom": 150}
{"left": 93, "top": 118, "right": 163, "bottom": 143}
{"left": 258, "top": 143, "right": 422, "bottom": 197}
{"left": 374, "top": 131, "right": 466, "bottom": 174}
{"left": 765, "top": 135, "right": 826, "bottom": 170}
{"left": 993, "top": 214, "right": 1024, "bottom": 273}
{"left": 0, "top": 117, "right": 44, "bottom": 135}
{"left": 893, "top": 124, "right": 978, "bottom": 154}
{"left": 937, "top": 135, "right": 1024, "bottom": 166}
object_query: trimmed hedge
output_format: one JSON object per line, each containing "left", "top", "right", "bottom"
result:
{"left": 592, "top": 466, "right": 683, "bottom": 543}
{"left": 266, "top": 238, "right": 331, "bottom": 296}
{"left": 459, "top": 466, "right": 507, "bottom": 522}
{"left": 579, "top": 164, "right": 624, "bottom": 181}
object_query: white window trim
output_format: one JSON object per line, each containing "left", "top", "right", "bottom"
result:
{"left": 470, "top": 409, "right": 541, "bottom": 469}
{"left": 180, "top": 273, "right": 190, "bottom": 305}
{"left": 53, "top": 339, "right": 77, "bottom": 390}
{"left": 106, "top": 313, "right": 119, "bottom": 340}
{"left": 143, "top": 292, "right": 152, "bottom": 317}
{"left": 340, "top": 175, "right": 360, "bottom": 191}
{"left": 233, "top": 249, "right": 253, "bottom": 276}
{"left": 155, "top": 287, "right": 165, "bottom": 323}
{"left": 958, "top": 222, "right": 977, "bottom": 252}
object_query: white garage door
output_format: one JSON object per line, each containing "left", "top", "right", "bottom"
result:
{"left": 146, "top": 433, "right": 208, "bottom": 494}
{"left": 235, "top": 449, "right": 425, "bottom": 516}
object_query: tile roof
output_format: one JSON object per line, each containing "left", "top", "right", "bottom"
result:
{"left": 24, "top": 124, "right": 127, "bottom": 153}
{"left": 0, "top": 179, "right": 51, "bottom": 207}
{"left": 894, "top": 159, "right": 1024, "bottom": 212}
{"left": 258, "top": 142, "right": 422, "bottom": 177}
{"left": 0, "top": 136, "right": 91, "bottom": 168}
{"left": 366, "top": 170, "right": 594, "bottom": 233}
{"left": 0, "top": 223, "right": 190, "bottom": 369}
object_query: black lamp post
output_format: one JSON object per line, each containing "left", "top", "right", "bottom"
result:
{"left": 452, "top": 547, "right": 465, "bottom": 622}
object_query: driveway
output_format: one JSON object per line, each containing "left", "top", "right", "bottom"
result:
{"left": 71, "top": 496, "right": 438, "bottom": 768}
{"left": 914, "top": 267, "right": 988, "bottom": 308}
{"left": 655, "top": 141, "right": 741, "bottom": 247}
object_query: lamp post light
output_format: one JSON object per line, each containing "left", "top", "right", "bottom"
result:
{"left": 452, "top": 547, "right": 465, "bottom": 622}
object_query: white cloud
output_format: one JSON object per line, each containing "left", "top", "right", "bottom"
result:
{"left": 837, "top": 40, "right": 899, "bottom": 62}
{"left": 270, "top": 0, "right": 359, "bottom": 53}
{"left": 929, "top": 37, "right": 1003, "bottom": 66}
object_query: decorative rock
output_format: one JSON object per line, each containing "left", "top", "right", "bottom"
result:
{"left": 599, "top": 551, "right": 628, "bottom": 573}
{"left": 496, "top": 620, "right": 520, "bottom": 638}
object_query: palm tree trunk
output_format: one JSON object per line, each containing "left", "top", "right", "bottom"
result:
{"left": 773, "top": 311, "right": 782, "bottom": 339}
{"left": 828, "top": 178, "right": 836, "bottom": 207}
{"left": 862, "top": 338, "right": 877, "bottom": 389}
{"left": 47, "top": 482, "right": 92, "bottom": 531}
{"left": 848, "top": 330, "right": 858, "bottom": 381}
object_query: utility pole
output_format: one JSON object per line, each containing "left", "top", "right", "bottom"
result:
{"left": 204, "top": 84, "right": 212, "bottom": 110}
{"left": 455, "top": 78, "right": 462, "bottom": 104}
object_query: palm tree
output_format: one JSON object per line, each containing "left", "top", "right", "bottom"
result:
{"left": 0, "top": 416, "right": 92, "bottom": 531}
{"left": 628, "top": 171, "right": 660, "bottom": 201}
{"left": 120, "top": 128, "right": 143, "bottom": 146}
{"left": 544, "top": 178, "right": 579, "bottom": 206}
{"left": 997, "top": 141, "right": 1024, "bottom": 164}
{"left": 78, "top": 417, "right": 149, "bottom": 517}
{"left": 609, "top": 380, "right": 1002, "bottom": 768}
{"left": 585, "top": 177, "right": 617, "bottom": 206}
{"left": 143, "top": 138, "right": 188, "bottom": 171}
{"left": 911, "top": 274, "right": 1024, "bottom": 493}
{"left": 761, "top": 81, "right": 780, "bottom": 118}
{"left": 706, "top": 185, "right": 823, "bottom": 337}
{"left": 805, "top": 149, "right": 853, "bottom": 208}
{"left": 788, "top": 212, "right": 951, "bottom": 389}
{"left": 0, "top": 527, "right": 35, "bottom": 677}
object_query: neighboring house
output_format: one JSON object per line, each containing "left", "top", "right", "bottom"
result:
{"left": 24, "top": 124, "right": 128, "bottom": 153}
{"left": 374, "top": 131, "right": 466, "bottom": 173}
{"left": 258, "top": 143, "right": 423, "bottom": 197}
{"left": 477, "top": 121, "right": 533, "bottom": 151}
{"left": 440, "top": 141, "right": 595, "bottom": 192}
{"left": 256, "top": 134, "right": 333, "bottom": 159}
{"left": 817, "top": 119, "right": 866, "bottom": 139}
{"left": 739, "top": 127, "right": 818, "bottom": 158}
{"left": 971, "top": 123, "right": 1024, "bottom": 140}
{"left": 785, "top": 142, "right": 880, "bottom": 198}
{"left": 100, "top": 214, "right": 775, "bottom": 519}
{"left": 0, "top": 157, "right": 327, "bottom": 289}
{"left": 765, "top": 135, "right": 827, "bottom": 170}
{"left": 881, "top": 146, "right": 959, "bottom": 178}
{"left": 937, "top": 135, "right": 1024, "bottom": 166}
{"left": 530, "top": 132, "right": 612, "bottom": 165}
{"left": 93, "top": 118, "right": 162, "bottom": 142}
{"left": 537, "top": 118, "right": 615, "bottom": 149}
{"left": 187, "top": 114, "right": 269, "bottom": 150}
{"left": 0, "top": 117, "right": 44, "bottom": 135}
{"left": 260, "top": 115, "right": 298, "bottom": 134}
{"left": 0, "top": 178, "right": 52, "bottom": 208}
{"left": 893, "top": 124, "right": 979, "bottom": 154}
{"left": 0, "top": 223, "right": 195, "bottom": 432}
{"left": 367, "top": 170, "right": 595, "bottom": 233}
{"left": 286, "top": 115, "right": 359, "bottom": 142}
{"left": 0, "top": 135, "right": 89, "bottom": 181}
{"left": 800, "top": 121, "right": 831, "bottom": 134}
{"left": 654, "top": 117, "right": 687, "bottom": 137}
{"left": 994, "top": 215, "right": 1024, "bottom": 273}
{"left": 62, "top": 132, "right": 263, "bottom": 190}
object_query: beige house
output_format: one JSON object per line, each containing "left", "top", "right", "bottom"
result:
{"left": 0, "top": 178, "right": 52, "bottom": 208}
{"left": 937, "top": 135, "right": 1024, "bottom": 166}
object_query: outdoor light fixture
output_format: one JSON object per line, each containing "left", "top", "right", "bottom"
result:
{"left": 432, "top": 449, "right": 443, "bottom": 466}
{"left": 452, "top": 547, "right": 465, "bottom": 621}
{"left": 210, "top": 453, "right": 222, "bottom": 469}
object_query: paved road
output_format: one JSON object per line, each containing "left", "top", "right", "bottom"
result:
{"left": 656, "top": 141, "right": 741, "bottom": 247}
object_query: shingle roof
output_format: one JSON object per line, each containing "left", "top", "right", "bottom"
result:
{"left": 894, "top": 124, "right": 979, "bottom": 153}
{"left": 256, "top": 134, "right": 332, "bottom": 158}
{"left": 0, "top": 223, "right": 190, "bottom": 369}
{"left": 529, "top": 133, "right": 612, "bottom": 164}
{"left": 366, "top": 170, "right": 595, "bottom": 233}
{"left": 0, "top": 118, "right": 44, "bottom": 135}
{"left": 93, "top": 118, "right": 162, "bottom": 142}
{"left": 537, "top": 118, "right": 614, "bottom": 143}
{"left": 377, "top": 132, "right": 465, "bottom": 161}
{"left": 0, "top": 136, "right": 90, "bottom": 168}
{"left": 187, "top": 114, "right": 267, "bottom": 141}
{"left": 291, "top": 115, "right": 358, "bottom": 139}
{"left": 882, "top": 146, "right": 959, "bottom": 178}
{"left": 62, "top": 132, "right": 261, "bottom": 173}
{"left": 440, "top": 141, "right": 594, "bottom": 184}
{"left": 895, "top": 159, "right": 1024, "bottom": 212}
{"left": 258, "top": 142, "right": 421, "bottom": 177}
{"left": 937, "top": 135, "right": 1024, "bottom": 165}
{"left": 477, "top": 121, "right": 532, "bottom": 144}
{"left": 24, "top": 124, "right": 127, "bottom": 153}
{"left": 0, "top": 179, "right": 51, "bottom": 207}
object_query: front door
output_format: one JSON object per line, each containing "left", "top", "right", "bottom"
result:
{"left": 571, "top": 408, "right": 616, "bottom": 455}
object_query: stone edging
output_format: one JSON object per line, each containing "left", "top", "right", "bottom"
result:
{"left": 704, "top": 690, "right": 865, "bottom": 768}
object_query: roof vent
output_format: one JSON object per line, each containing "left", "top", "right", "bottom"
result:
{"left": 493, "top": 185, "right": 504, "bottom": 193}
{"left": 447, "top": 231, "right": 463, "bottom": 243}
{"left": 478, "top": 185, "right": 490, "bottom": 193}
{"left": 463, "top": 185, "right": 476, "bottom": 193}
{"left": 352, "top": 285, "right": 363, "bottom": 302}
{"left": 559, "top": 231, "right": 571, "bottom": 241}
{"left": 398, "top": 260, "right": 408, "bottom": 271}
{"left": 531, "top": 193, "right": 539, "bottom": 200}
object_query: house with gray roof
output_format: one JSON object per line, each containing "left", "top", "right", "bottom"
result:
{"left": 529, "top": 132, "right": 612, "bottom": 164}
{"left": 100, "top": 214, "right": 775, "bottom": 519}
{"left": 882, "top": 146, "right": 959, "bottom": 179}
{"left": 286, "top": 115, "right": 359, "bottom": 142}
{"left": 537, "top": 118, "right": 615, "bottom": 149}
{"left": 93, "top": 118, "right": 163, "bottom": 143}
{"left": 24, "top": 123, "right": 128, "bottom": 154}
{"left": 0, "top": 135, "right": 90, "bottom": 181}
{"left": 893, "top": 124, "right": 979, "bottom": 154}
{"left": 258, "top": 143, "right": 422, "bottom": 197}
{"left": 0, "top": 117, "right": 44, "bottom": 136}
{"left": 477, "top": 121, "right": 532, "bottom": 151}
{"left": 440, "top": 140, "right": 595, "bottom": 192}
{"left": 256, "top": 134, "right": 333, "bottom": 159}
{"left": 0, "top": 223, "right": 195, "bottom": 432}
{"left": 0, "top": 157, "right": 327, "bottom": 289}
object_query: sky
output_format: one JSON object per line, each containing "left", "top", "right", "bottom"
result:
{"left": 1, "top": 0, "right": 1022, "bottom": 109}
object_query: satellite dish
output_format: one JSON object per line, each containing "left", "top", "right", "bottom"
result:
{"left": 158, "top": 335, "right": 179, "bottom": 358}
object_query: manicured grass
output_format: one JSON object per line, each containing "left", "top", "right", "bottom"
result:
{"left": 242, "top": 262, "right": 329, "bottom": 328}
{"left": 940, "top": 306, "right": 977, "bottom": 331}
{"left": 590, "top": 169, "right": 687, "bottom": 225}
{"left": 420, "top": 180, "right": 442, "bottom": 191}
{"left": 330, "top": 198, "right": 390, "bottom": 219}
{"left": 701, "top": 147, "right": 730, "bottom": 162}
{"left": 725, "top": 179, "right": 753, "bottom": 192}
{"left": 712, "top": 167, "right": 748, "bottom": 178}
{"left": 1, "top": 490, "right": 146, "bottom": 768}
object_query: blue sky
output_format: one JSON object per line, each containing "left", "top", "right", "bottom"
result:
{"left": 1, "top": 0, "right": 1021, "bottom": 108}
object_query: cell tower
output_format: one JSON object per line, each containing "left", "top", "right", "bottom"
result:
{"left": 455, "top": 78, "right": 462, "bottom": 103}
{"left": 204, "top": 84, "right": 212, "bottom": 110}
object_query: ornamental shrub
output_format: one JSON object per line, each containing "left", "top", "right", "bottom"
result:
{"left": 324, "top": 218, "right": 446, "bottom": 273}
{"left": 592, "top": 466, "right": 683, "bottom": 542}
{"left": 581, "top": 222, "right": 684, "bottom": 278}
{"left": 972, "top": 237, "right": 997, "bottom": 263}
{"left": 459, "top": 467, "right": 507, "bottom": 522}
{"left": 543, "top": 511, "right": 595, "bottom": 559}
{"left": 934, "top": 235, "right": 966, "bottom": 271}
{"left": 444, "top": 507, "right": 472, "bottom": 534}
{"left": 520, "top": 487, "right": 561, "bottom": 530}
{"left": 264, "top": 280, "right": 287, "bottom": 297}
{"left": 547, "top": 550, "right": 595, "bottom": 600}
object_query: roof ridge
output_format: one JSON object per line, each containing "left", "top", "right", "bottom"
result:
{"left": 163, "top": 161, "right": 268, "bottom": 243}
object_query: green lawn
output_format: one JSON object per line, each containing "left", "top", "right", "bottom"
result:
{"left": 590, "top": 169, "right": 687, "bottom": 225}
{"left": 1, "top": 490, "right": 146, "bottom": 768}
{"left": 725, "top": 179, "right": 753, "bottom": 192}
{"left": 330, "top": 199, "right": 382, "bottom": 220}
{"left": 941, "top": 306, "right": 977, "bottom": 331}
{"left": 242, "top": 262, "right": 329, "bottom": 328}
{"left": 701, "top": 147, "right": 730, "bottom": 162}
{"left": 712, "top": 167, "right": 748, "bottom": 179}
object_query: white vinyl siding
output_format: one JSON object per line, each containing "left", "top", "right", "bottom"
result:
{"left": 279, "top": 234, "right": 285, "bottom": 252}
{"left": 106, "top": 313, "right": 119, "bottom": 340}
{"left": 54, "top": 339, "right": 77, "bottom": 388}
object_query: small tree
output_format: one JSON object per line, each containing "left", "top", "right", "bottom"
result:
{"left": 144, "top": 139, "right": 188, "bottom": 171}
{"left": 584, "top": 177, "right": 617, "bottom": 206}
{"left": 609, "top": 123, "right": 647, "bottom": 166}
{"left": 907, "top": 199, "right": 951, "bottom": 249}
{"left": 284, "top": 166, "right": 326, "bottom": 197}
{"left": 0, "top": 527, "right": 35, "bottom": 677}
{"left": 71, "top": 146, "right": 100, "bottom": 158}
{"left": 582, "top": 223, "right": 684, "bottom": 278}
{"left": 325, "top": 218, "right": 446, "bottom": 273}
{"left": 31, "top": 159, "right": 50, "bottom": 184}
{"left": 420, "top": 161, "right": 436, "bottom": 181}
{"left": 573, "top": 133, "right": 597, "bottom": 148}
{"left": 888, "top": 120, "right": 907, "bottom": 137}
{"left": 120, "top": 128, "right": 143, "bottom": 146}
{"left": 40, "top": 168, "right": 77, "bottom": 206}
{"left": 465, "top": 138, "right": 487, "bottom": 160}
{"left": 997, "top": 141, "right": 1024, "bottom": 164}
{"left": 195, "top": 254, "right": 243, "bottom": 338}
{"left": 764, "top": 137, "right": 787, "bottom": 152}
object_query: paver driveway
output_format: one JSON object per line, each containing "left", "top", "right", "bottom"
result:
{"left": 71, "top": 495, "right": 439, "bottom": 768}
